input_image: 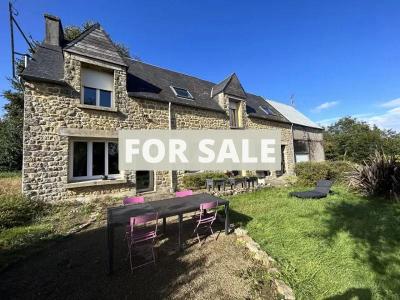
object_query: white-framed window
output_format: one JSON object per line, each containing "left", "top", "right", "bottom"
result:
{"left": 170, "top": 86, "right": 194, "bottom": 100}
{"left": 69, "top": 140, "right": 120, "bottom": 181}
{"left": 81, "top": 67, "right": 114, "bottom": 108}
{"left": 229, "top": 100, "right": 240, "bottom": 128}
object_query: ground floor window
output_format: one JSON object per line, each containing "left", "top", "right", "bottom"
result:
{"left": 294, "top": 140, "right": 310, "bottom": 163}
{"left": 70, "top": 140, "right": 119, "bottom": 181}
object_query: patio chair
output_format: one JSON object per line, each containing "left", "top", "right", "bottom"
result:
{"left": 126, "top": 212, "right": 158, "bottom": 271}
{"left": 290, "top": 180, "right": 333, "bottom": 199}
{"left": 192, "top": 201, "right": 218, "bottom": 244}
{"left": 123, "top": 196, "right": 144, "bottom": 205}
{"left": 175, "top": 190, "right": 193, "bottom": 197}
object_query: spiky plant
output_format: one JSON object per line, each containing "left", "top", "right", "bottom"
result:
{"left": 348, "top": 151, "right": 400, "bottom": 201}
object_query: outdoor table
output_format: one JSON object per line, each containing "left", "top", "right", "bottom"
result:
{"left": 106, "top": 193, "right": 230, "bottom": 274}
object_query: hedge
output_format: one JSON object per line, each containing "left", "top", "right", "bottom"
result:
{"left": 294, "top": 161, "right": 354, "bottom": 186}
{"left": 181, "top": 172, "right": 227, "bottom": 190}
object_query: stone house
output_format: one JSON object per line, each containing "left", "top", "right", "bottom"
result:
{"left": 21, "top": 14, "right": 324, "bottom": 202}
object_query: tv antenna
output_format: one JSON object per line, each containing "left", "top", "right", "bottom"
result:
{"left": 290, "top": 94, "right": 295, "bottom": 107}
{"left": 9, "top": 1, "right": 35, "bottom": 78}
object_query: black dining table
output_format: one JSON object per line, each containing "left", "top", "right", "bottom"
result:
{"left": 106, "top": 193, "right": 230, "bottom": 274}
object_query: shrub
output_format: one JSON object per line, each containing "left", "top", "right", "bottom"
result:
{"left": 294, "top": 162, "right": 332, "bottom": 186}
{"left": 327, "top": 161, "right": 354, "bottom": 183}
{"left": 181, "top": 172, "right": 227, "bottom": 190}
{"left": 294, "top": 161, "right": 353, "bottom": 186}
{"left": 348, "top": 151, "right": 400, "bottom": 201}
{"left": 0, "top": 195, "right": 44, "bottom": 229}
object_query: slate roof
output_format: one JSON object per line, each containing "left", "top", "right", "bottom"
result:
{"left": 245, "top": 94, "right": 289, "bottom": 123}
{"left": 21, "top": 44, "right": 65, "bottom": 85}
{"left": 64, "top": 24, "right": 127, "bottom": 67}
{"left": 212, "top": 73, "right": 247, "bottom": 99}
{"left": 126, "top": 60, "right": 223, "bottom": 112}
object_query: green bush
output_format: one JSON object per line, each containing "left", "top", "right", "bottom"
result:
{"left": 0, "top": 195, "right": 44, "bottom": 229}
{"left": 328, "top": 161, "right": 354, "bottom": 183}
{"left": 294, "top": 162, "right": 331, "bottom": 186}
{"left": 181, "top": 172, "right": 227, "bottom": 190}
{"left": 294, "top": 161, "right": 354, "bottom": 186}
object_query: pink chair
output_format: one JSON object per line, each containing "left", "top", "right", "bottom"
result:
{"left": 126, "top": 212, "right": 158, "bottom": 271}
{"left": 192, "top": 201, "right": 219, "bottom": 244}
{"left": 175, "top": 190, "right": 193, "bottom": 197}
{"left": 123, "top": 196, "right": 144, "bottom": 205}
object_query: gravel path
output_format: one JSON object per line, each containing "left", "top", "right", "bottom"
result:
{"left": 0, "top": 219, "right": 274, "bottom": 299}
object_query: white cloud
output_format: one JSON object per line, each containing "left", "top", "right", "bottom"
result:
{"left": 316, "top": 111, "right": 400, "bottom": 132}
{"left": 316, "top": 116, "right": 341, "bottom": 127}
{"left": 381, "top": 98, "right": 400, "bottom": 108}
{"left": 363, "top": 109, "right": 400, "bottom": 132}
{"left": 312, "top": 101, "right": 339, "bottom": 112}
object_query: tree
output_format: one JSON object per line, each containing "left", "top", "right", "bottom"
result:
{"left": 324, "top": 117, "right": 400, "bottom": 163}
{"left": 0, "top": 21, "right": 132, "bottom": 171}
{"left": 0, "top": 77, "right": 24, "bottom": 170}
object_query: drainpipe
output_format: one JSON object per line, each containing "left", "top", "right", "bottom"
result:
{"left": 168, "top": 102, "right": 175, "bottom": 192}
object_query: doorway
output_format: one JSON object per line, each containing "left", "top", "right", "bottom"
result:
{"left": 281, "top": 145, "right": 286, "bottom": 174}
{"left": 136, "top": 171, "right": 154, "bottom": 192}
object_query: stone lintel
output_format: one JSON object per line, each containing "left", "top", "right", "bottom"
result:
{"left": 59, "top": 127, "right": 118, "bottom": 138}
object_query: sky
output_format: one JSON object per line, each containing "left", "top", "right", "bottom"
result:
{"left": 1, "top": 0, "right": 400, "bottom": 131}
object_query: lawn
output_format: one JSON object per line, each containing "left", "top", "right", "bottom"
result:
{"left": 229, "top": 185, "right": 400, "bottom": 299}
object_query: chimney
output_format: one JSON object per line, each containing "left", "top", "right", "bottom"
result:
{"left": 44, "top": 14, "right": 64, "bottom": 46}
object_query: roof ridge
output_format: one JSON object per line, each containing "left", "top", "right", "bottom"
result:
{"left": 126, "top": 58, "right": 217, "bottom": 85}
{"left": 63, "top": 23, "right": 100, "bottom": 49}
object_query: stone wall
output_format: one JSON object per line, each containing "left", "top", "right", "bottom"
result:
{"left": 247, "top": 117, "right": 295, "bottom": 175}
{"left": 23, "top": 52, "right": 314, "bottom": 202}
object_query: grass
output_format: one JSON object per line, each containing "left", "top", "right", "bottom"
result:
{"left": 229, "top": 185, "right": 400, "bottom": 299}
{"left": 0, "top": 171, "right": 21, "bottom": 179}
{"left": 0, "top": 173, "right": 119, "bottom": 271}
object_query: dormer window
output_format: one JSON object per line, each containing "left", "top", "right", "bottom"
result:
{"left": 260, "top": 105, "right": 275, "bottom": 115}
{"left": 81, "top": 67, "right": 114, "bottom": 108}
{"left": 170, "top": 86, "right": 193, "bottom": 99}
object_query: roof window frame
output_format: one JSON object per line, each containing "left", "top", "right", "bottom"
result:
{"left": 170, "top": 86, "right": 194, "bottom": 100}
{"left": 259, "top": 105, "right": 276, "bottom": 116}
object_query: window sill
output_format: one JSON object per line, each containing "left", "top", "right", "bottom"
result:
{"left": 77, "top": 103, "right": 118, "bottom": 113}
{"left": 66, "top": 178, "right": 127, "bottom": 189}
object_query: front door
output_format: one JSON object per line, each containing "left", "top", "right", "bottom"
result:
{"left": 136, "top": 171, "right": 154, "bottom": 192}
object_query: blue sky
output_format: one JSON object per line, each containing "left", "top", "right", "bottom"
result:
{"left": 1, "top": 0, "right": 400, "bottom": 131}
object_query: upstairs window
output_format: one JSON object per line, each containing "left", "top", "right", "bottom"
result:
{"left": 229, "top": 100, "right": 240, "bottom": 128}
{"left": 170, "top": 86, "right": 193, "bottom": 99}
{"left": 259, "top": 105, "right": 275, "bottom": 115}
{"left": 81, "top": 67, "right": 114, "bottom": 108}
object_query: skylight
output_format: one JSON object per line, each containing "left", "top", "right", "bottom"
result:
{"left": 170, "top": 86, "right": 194, "bottom": 99}
{"left": 259, "top": 105, "right": 275, "bottom": 115}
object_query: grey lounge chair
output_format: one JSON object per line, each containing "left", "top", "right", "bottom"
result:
{"left": 290, "top": 180, "right": 333, "bottom": 199}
